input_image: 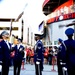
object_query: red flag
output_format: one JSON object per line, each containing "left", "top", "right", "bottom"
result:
{"left": 42, "top": 0, "right": 49, "bottom": 8}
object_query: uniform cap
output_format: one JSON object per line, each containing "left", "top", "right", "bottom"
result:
{"left": 65, "top": 28, "right": 74, "bottom": 35}
{"left": 35, "top": 34, "right": 42, "bottom": 37}
{"left": 34, "top": 34, "right": 43, "bottom": 39}
{"left": 58, "top": 38, "right": 63, "bottom": 43}
{"left": 18, "top": 38, "right": 22, "bottom": 42}
{"left": 1, "top": 31, "right": 9, "bottom": 36}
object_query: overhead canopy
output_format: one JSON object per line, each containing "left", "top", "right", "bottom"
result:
{"left": 43, "top": 0, "right": 69, "bottom": 15}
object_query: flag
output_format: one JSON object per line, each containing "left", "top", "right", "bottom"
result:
{"left": 38, "top": 21, "right": 44, "bottom": 34}
{"left": 42, "top": 0, "right": 50, "bottom": 8}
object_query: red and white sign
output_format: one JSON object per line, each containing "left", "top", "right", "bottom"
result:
{"left": 47, "top": 0, "right": 75, "bottom": 24}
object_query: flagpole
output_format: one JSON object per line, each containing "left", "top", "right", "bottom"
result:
{"left": 21, "top": 19, "right": 24, "bottom": 42}
{"left": 9, "top": 19, "right": 13, "bottom": 43}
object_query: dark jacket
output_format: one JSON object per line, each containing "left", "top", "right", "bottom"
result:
{"left": 0, "top": 40, "right": 11, "bottom": 65}
{"left": 61, "top": 39, "right": 75, "bottom": 69}
{"left": 0, "top": 42, "right": 3, "bottom": 62}
{"left": 34, "top": 40, "right": 44, "bottom": 63}
{"left": 13, "top": 44, "right": 24, "bottom": 61}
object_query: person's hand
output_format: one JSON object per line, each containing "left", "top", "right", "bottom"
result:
{"left": 19, "top": 48, "right": 22, "bottom": 51}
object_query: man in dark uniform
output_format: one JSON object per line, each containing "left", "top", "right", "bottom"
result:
{"left": 61, "top": 28, "right": 75, "bottom": 75}
{"left": 34, "top": 34, "right": 44, "bottom": 75}
{"left": 13, "top": 38, "right": 24, "bottom": 75}
{"left": 0, "top": 35, "right": 3, "bottom": 75}
{"left": 57, "top": 38, "right": 63, "bottom": 75}
{"left": 0, "top": 31, "right": 12, "bottom": 75}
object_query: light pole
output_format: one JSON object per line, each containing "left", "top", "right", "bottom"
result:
{"left": 9, "top": 19, "right": 15, "bottom": 43}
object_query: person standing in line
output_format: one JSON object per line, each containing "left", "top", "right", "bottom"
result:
{"left": 13, "top": 38, "right": 25, "bottom": 75}
{"left": 61, "top": 28, "right": 75, "bottom": 75}
{"left": 22, "top": 46, "right": 26, "bottom": 70}
{"left": 48, "top": 46, "right": 53, "bottom": 65}
{"left": 34, "top": 34, "right": 44, "bottom": 75}
{"left": 0, "top": 31, "right": 12, "bottom": 75}
{"left": 29, "top": 48, "right": 34, "bottom": 65}
{"left": 0, "top": 35, "right": 3, "bottom": 75}
{"left": 57, "top": 38, "right": 63, "bottom": 75}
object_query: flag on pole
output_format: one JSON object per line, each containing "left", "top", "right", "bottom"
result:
{"left": 38, "top": 21, "right": 44, "bottom": 34}
{"left": 42, "top": 0, "right": 50, "bottom": 8}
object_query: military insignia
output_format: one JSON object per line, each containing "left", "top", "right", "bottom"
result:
{"left": 38, "top": 46, "right": 41, "bottom": 49}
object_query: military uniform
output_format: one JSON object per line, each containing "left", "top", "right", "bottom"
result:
{"left": 0, "top": 31, "right": 12, "bottom": 75}
{"left": 13, "top": 38, "right": 24, "bottom": 75}
{"left": 0, "top": 35, "right": 3, "bottom": 75}
{"left": 34, "top": 34, "right": 44, "bottom": 75}
{"left": 57, "top": 38, "right": 63, "bottom": 75}
{"left": 61, "top": 28, "right": 75, "bottom": 75}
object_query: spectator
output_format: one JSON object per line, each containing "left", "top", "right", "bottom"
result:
{"left": 48, "top": 46, "right": 53, "bottom": 65}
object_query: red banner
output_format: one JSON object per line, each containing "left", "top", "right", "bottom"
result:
{"left": 47, "top": 0, "right": 75, "bottom": 24}
{"left": 47, "top": 12, "right": 75, "bottom": 24}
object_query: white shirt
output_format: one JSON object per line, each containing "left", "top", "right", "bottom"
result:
{"left": 4, "top": 40, "right": 10, "bottom": 49}
{"left": 24, "top": 50, "right": 27, "bottom": 58}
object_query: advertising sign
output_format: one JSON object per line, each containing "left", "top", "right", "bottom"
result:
{"left": 47, "top": 0, "right": 75, "bottom": 24}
